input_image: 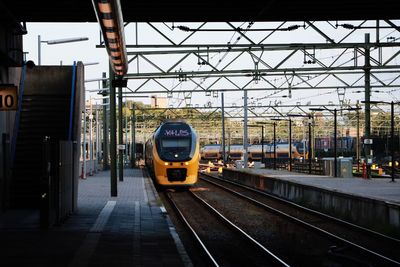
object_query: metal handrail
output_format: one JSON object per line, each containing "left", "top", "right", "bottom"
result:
{"left": 10, "top": 64, "right": 27, "bottom": 163}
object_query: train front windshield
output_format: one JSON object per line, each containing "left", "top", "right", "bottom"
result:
{"left": 161, "top": 139, "right": 191, "bottom": 151}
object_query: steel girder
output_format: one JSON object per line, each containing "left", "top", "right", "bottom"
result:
{"left": 95, "top": 20, "right": 400, "bottom": 119}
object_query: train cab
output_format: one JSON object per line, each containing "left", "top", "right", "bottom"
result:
{"left": 145, "top": 121, "right": 200, "bottom": 187}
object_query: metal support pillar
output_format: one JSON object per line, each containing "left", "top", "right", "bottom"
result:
{"left": 356, "top": 102, "right": 360, "bottom": 173}
{"left": 89, "top": 100, "right": 93, "bottom": 176}
{"left": 273, "top": 122, "right": 277, "bottom": 170}
{"left": 308, "top": 115, "right": 312, "bottom": 174}
{"left": 391, "top": 101, "right": 395, "bottom": 182}
{"left": 261, "top": 126, "right": 264, "bottom": 166}
{"left": 82, "top": 110, "right": 87, "bottom": 179}
{"left": 243, "top": 90, "right": 248, "bottom": 167}
{"left": 334, "top": 109, "right": 337, "bottom": 178}
{"left": 311, "top": 114, "right": 316, "bottom": 160}
{"left": 289, "top": 119, "right": 292, "bottom": 171}
{"left": 125, "top": 111, "right": 128, "bottom": 162}
{"left": 109, "top": 65, "right": 117, "bottom": 196}
{"left": 118, "top": 85, "right": 124, "bottom": 181}
{"left": 132, "top": 103, "right": 136, "bottom": 168}
{"left": 38, "top": 35, "right": 41, "bottom": 65}
{"left": 95, "top": 106, "right": 99, "bottom": 172}
{"left": 364, "top": 33, "right": 372, "bottom": 179}
{"left": 102, "top": 72, "right": 109, "bottom": 170}
{"left": 221, "top": 92, "right": 226, "bottom": 165}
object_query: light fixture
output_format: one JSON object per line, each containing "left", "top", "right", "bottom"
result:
{"left": 38, "top": 35, "right": 89, "bottom": 65}
{"left": 92, "top": 0, "right": 128, "bottom": 77}
{"left": 98, "top": 2, "right": 112, "bottom": 13}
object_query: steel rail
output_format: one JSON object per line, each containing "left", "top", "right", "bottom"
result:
{"left": 199, "top": 173, "right": 400, "bottom": 266}
{"left": 187, "top": 190, "right": 291, "bottom": 267}
{"left": 165, "top": 192, "right": 219, "bottom": 267}
{"left": 200, "top": 173, "right": 400, "bottom": 244}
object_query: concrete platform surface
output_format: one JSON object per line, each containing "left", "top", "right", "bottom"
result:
{"left": 0, "top": 168, "right": 189, "bottom": 267}
{"left": 242, "top": 168, "right": 400, "bottom": 204}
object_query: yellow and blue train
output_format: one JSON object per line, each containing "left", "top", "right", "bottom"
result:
{"left": 145, "top": 120, "right": 200, "bottom": 187}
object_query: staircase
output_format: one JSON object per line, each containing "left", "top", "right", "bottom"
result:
{"left": 10, "top": 94, "right": 70, "bottom": 208}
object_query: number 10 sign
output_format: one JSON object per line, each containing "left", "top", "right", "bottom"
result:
{"left": 0, "top": 85, "right": 18, "bottom": 111}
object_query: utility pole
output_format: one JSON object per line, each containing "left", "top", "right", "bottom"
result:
{"left": 364, "top": 33, "right": 372, "bottom": 179}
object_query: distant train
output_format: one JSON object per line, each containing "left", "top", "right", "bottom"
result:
{"left": 227, "top": 145, "right": 246, "bottom": 160}
{"left": 145, "top": 120, "right": 200, "bottom": 187}
{"left": 200, "top": 142, "right": 308, "bottom": 161}
{"left": 314, "top": 136, "right": 355, "bottom": 152}
{"left": 248, "top": 142, "right": 308, "bottom": 161}
{"left": 200, "top": 144, "right": 221, "bottom": 161}
{"left": 200, "top": 144, "right": 245, "bottom": 161}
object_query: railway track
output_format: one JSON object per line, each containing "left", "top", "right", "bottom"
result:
{"left": 165, "top": 190, "right": 290, "bottom": 267}
{"left": 199, "top": 173, "right": 400, "bottom": 266}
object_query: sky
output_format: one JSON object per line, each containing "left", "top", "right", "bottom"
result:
{"left": 22, "top": 21, "right": 400, "bottom": 114}
{"left": 23, "top": 23, "right": 109, "bottom": 102}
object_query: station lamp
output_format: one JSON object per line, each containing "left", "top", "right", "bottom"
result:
{"left": 38, "top": 36, "right": 89, "bottom": 65}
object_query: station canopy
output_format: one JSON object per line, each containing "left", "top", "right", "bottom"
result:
{"left": 2, "top": 0, "right": 400, "bottom": 22}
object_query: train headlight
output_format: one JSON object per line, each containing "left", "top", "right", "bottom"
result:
{"left": 164, "top": 162, "right": 169, "bottom": 166}
{"left": 185, "top": 162, "right": 189, "bottom": 166}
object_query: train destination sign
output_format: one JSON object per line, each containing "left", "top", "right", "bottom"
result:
{"left": 163, "top": 129, "right": 190, "bottom": 137}
{"left": 0, "top": 85, "right": 18, "bottom": 111}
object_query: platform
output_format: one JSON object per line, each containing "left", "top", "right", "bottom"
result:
{"left": 222, "top": 167, "right": 400, "bottom": 236}
{"left": 243, "top": 168, "right": 400, "bottom": 204}
{"left": 0, "top": 168, "right": 190, "bottom": 267}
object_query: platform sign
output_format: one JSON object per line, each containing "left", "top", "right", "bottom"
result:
{"left": 0, "top": 85, "right": 18, "bottom": 111}
{"left": 364, "top": 139, "right": 373, "bottom": 145}
{"left": 117, "top": 144, "right": 126, "bottom": 150}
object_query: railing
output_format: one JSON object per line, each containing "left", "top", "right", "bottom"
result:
{"left": 263, "top": 158, "right": 326, "bottom": 175}
{"left": 68, "top": 61, "right": 77, "bottom": 141}
{"left": 292, "top": 161, "right": 325, "bottom": 175}
{"left": 10, "top": 64, "right": 27, "bottom": 163}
